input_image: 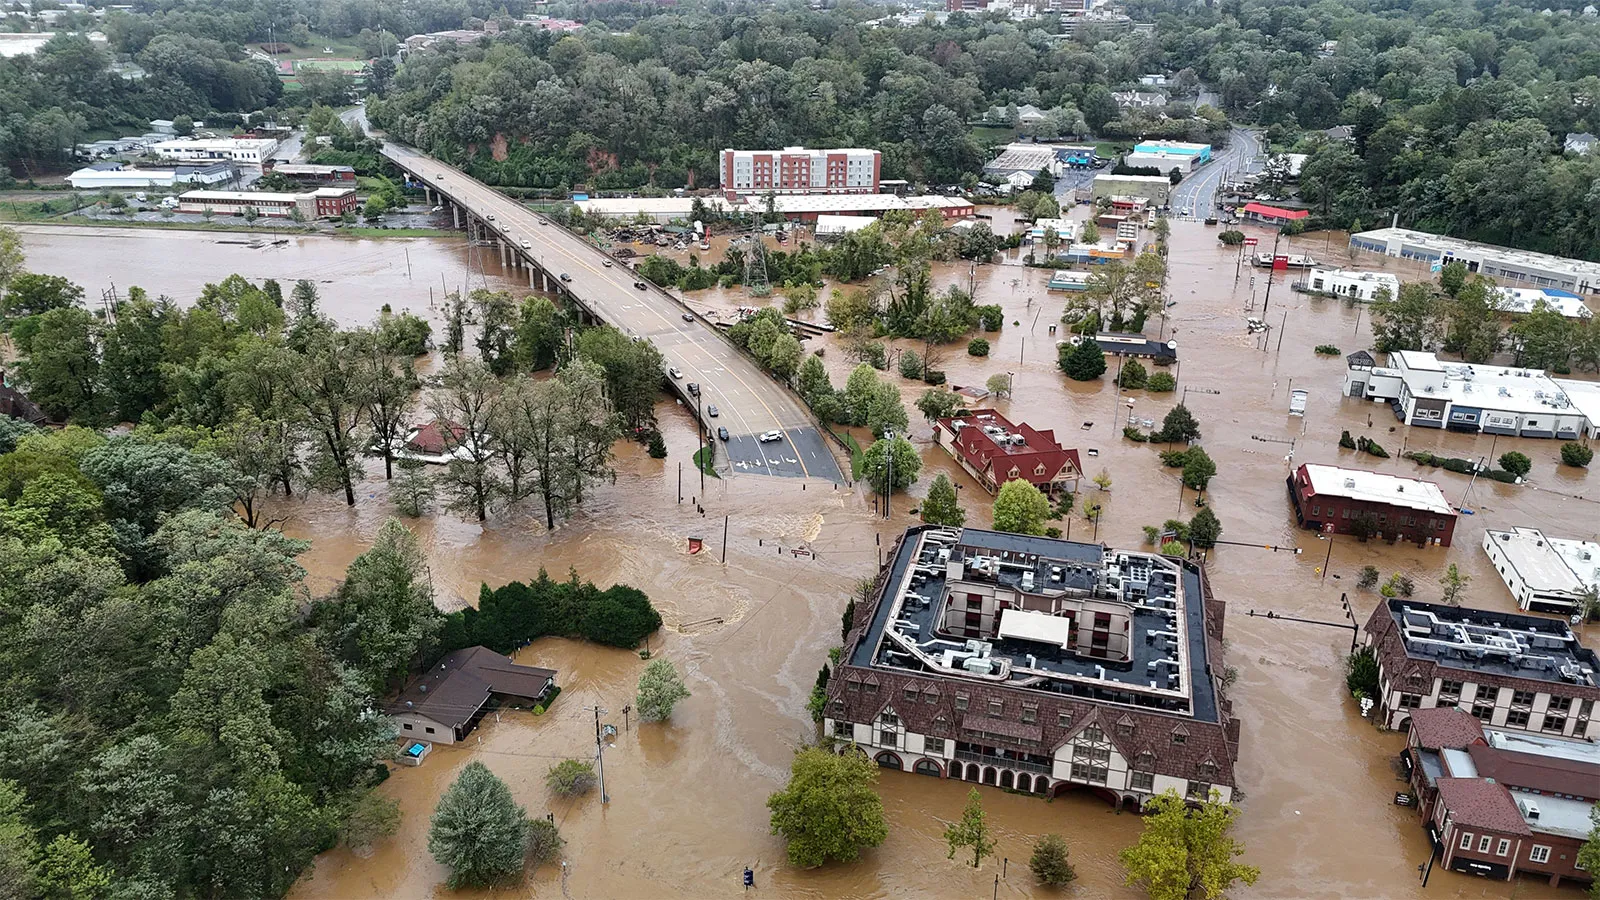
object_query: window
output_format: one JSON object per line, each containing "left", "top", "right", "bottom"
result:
{"left": 846, "top": 680, "right": 860, "bottom": 692}
{"left": 865, "top": 682, "right": 878, "bottom": 695}
{"left": 1199, "top": 761, "right": 1218, "bottom": 779}
{"left": 1398, "top": 693, "right": 1422, "bottom": 710}
{"left": 425, "top": 726, "right": 435, "bottom": 734}
{"left": 1186, "top": 781, "right": 1211, "bottom": 800}
{"left": 1472, "top": 703, "right": 1495, "bottom": 722}
{"left": 1439, "top": 680, "right": 1463, "bottom": 699}
{"left": 1460, "top": 832, "right": 1475, "bottom": 851}
{"left": 1506, "top": 709, "right": 1530, "bottom": 728}
{"left": 1530, "top": 845, "right": 1552, "bottom": 864}
{"left": 832, "top": 719, "right": 850, "bottom": 737}
{"left": 1118, "top": 721, "right": 1135, "bottom": 737}
{"left": 1074, "top": 744, "right": 1110, "bottom": 763}
{"left": 1082, "top": 726, "right": 1104, "bottom": 743}
{"left": 955, "top": 693, "right": 969, "bottom": 711}
{"left": 1130, "top": 771, "right": 1155, "bottom": 792}
{"left": 1312, "top": 505, "right": 1320, "bottom": 516}
{"left": 1478, "top": 836, "right": 1493, "bottom": 854}
{"left": 1172, "top": 731, "right": 1187, "bottom": 745}
{"left": 1021, "top": 705, "right": 1037, "bottom": 724}
{"left": 1548, "top": 696, "right": 1573, "bottom": 713}
{"left": 1057, "top": 711, "right": 1072, "bottom": 728}
{"left": 1543, "top": 716, "right": 1567, "bottom": 733}
{"left": 403, "top": 723, "right": 413, "bottom": 730}
{"left": 1496, "top": 839, "right": 1511, "bottom": 857}
{"left": 924, "top": 691, "right": 938, "bottom": 705}
{"left": 905, "top": 687, "right": 918, "bottom": 702}
{"left": 1070, "top": 762, "right": 1108, "bottom": 784}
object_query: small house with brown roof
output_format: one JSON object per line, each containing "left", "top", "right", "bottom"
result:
{"left": 385, "top": 646, "right": 557, "bottom": 745}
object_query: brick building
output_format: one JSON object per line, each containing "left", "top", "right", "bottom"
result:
{"left": 720, "top": 146, "right": 881, "bottom": 198}
{"left": 1402, "top": 707, "right": 1596, "bottom": 888}
{"left": 824, "top": 527, "right": 1241, "bottom": 808}
{"left": 933, "top": 410, "right": 1082, "bottom": 496}
{"left": 1361, "top": 598, "right": 1600, "bottom": 738}
{"left": 1287, "top": 463, "right": 1457, "bottom": 547}
{"left": 176, "top": 187, "right": 358, "bottom": 219}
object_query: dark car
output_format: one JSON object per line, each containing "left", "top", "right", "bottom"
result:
{"left": 559, "top": 273, "right": 572, "bottom": 282}
{"left": 687, "top": 382, "right": 701, "bottom": 397}
{"left": 706, "top": 404, "right": 719, "bottom": 417}
{"left": 717, "top": 426, "right": 730, "bottom": 441}
{"left": 682, "top": 313, "right": 694, "bottom": 322}
{"left": 634, "top": 281, "right": 648, "bottom": 290}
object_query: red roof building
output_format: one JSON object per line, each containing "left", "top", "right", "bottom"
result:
{"left": 406, "top": 419, "right": 466, "bottom": 455}
{"left": 1239, "top": 202, "right": 1310, "bottom": 223}
{"left": 934, "top": 409, "right": 1082, "bottom": 495}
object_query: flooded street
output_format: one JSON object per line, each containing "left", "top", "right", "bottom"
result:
{"left": 16, "top": 222, "right": 1597, "bottom": 898}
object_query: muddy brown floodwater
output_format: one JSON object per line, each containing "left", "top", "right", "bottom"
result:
{"left": 17, "top": 222, "right": 1598, "bottom": 898}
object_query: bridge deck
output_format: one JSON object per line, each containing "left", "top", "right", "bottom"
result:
{"left": 382, "top": 142, "right": 843, "bottom": 483}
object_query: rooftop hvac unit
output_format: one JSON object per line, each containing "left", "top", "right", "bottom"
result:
{"left": 1344, "top": 477, "right": 1357, "bottom": 489}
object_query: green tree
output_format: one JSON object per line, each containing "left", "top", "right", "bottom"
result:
{"left": 0, "top": 779, "right": 38, "bottom": 899}
{"left": 1508, "top": 301, "right": 1575, "bottom": 370}
{"left": 767, "top": 747, "right": 888, "bottom": 868}
{"left": 428, "top": 762, "right": 529, "bottom": 889}
{"left": 545, "top": 759, "right": 597, "bottom": 797}
{"left": 914, "top": 388, "right": 961, "bottom": 423}
{"left": 862, "top": 436, "right": 920, "bottom": 494}
{"left": 944, "top": 788, "right": 996, "bottom": 868}
{"left": 1120, "top": 789, "right": 1259, "bottom": 900}
{"left": 921, "top": 473, "right": 965, "bottom": 527}
{"left": 1030, "top": 833, "right": 1077, "bottom": 886}
{"left": 1576, "top": 806, "right": 1600, "bottom": 890}
{"left": 993, "top": 478, "right": 1051, "bottom": 535}
{"left": 1154, "top": 404, "right": 1202, "bottom": 443}
{"left": 430, "top": 357, "right": 504, "bottom": 522}
{"left": 18, "top": 307, "right": 100, "bottom": 422}
{"left": 1189, "top": 507, "right": 1222, "bottom": 548}
{"left": 1345, "top": 646, "right": 1380, "bottom": 698}
{"left": 315, "top": 518, "right": 440, "bottom": 694}
{"left": 1147, "top": 372, "right": 1176, "bottom": 392}
{"left": 0, "top": 226, "right": 23, "bottom": 297}
{"left": 1439, "top": 563, "right": 1470, "bottom": 606}
{"left": 1181, "top": 446, "right": 1217, "bottom": 491}
{"left": 2, "top": 273, "right": 84, "bottom": 319}
{"left": 1371, "top": 283, "right": 1445, "bottom": 353}
{"left": 1561, "top": 442, "right": 1593, "bottom": 468}
{"left": 36, "top": 832, "right": 112, "bottom": 900}
{"left": 1058, "top": 338, "right": 1107, "bottom": 381}
{"left": 1498, "top": 451, "right": 1532, "bottom": 478}
{"left": 1118, "top": 358, "right": 1149, "bottom": 389}
{"left": 866, "top": 381, "right": 909, "bottom": 439}
{"left": 636, "top": 658, "right": 691, "bottom": 722}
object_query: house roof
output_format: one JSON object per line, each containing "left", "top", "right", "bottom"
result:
{"left": 1240, "top": 202, "right": 1309, "bottom": 220}
{"left": 1407, "top": 707, "right": 1485, "bottom": 751}
{"left": 937, "top": 409, "right": 1081, "bottom": 487}
{"left": 1466, "top": 742, "right": 1600, "bottom": 800}
{"left": 407, "top": 419, "right": 465, "bottom": 455}
{"left": 1346, "top": 350, "right": 1376, "bottom": 368}
{"left": 385, "top": 646, "right": 556, "bottom": 730}
{"left": 1435, "top": 777, "right": 1533, "bottom": 835}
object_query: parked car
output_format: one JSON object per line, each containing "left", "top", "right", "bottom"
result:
{"left": 667, "top": 366, "right": 683, "bottom": 379}
{"left": 687, "top": 382, "right": 701, "bottom": 396}
{"left": 717, "top": 426, "right": 730, "bottom": 441}
{"left": 759, "top": 430, "right": 784, "bottom": 443}
{"left": 559, "top": 273, "right": 572, "bottom": 282}
{"left": 634, "top": 281, "right": 648, "bottom": 290}
{"left": 706, "top": 405, "right": 719, "bottom": 417}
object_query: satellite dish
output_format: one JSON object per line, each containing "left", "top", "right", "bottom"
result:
{"left": 1167, "top": 340, "right": 1178, "bottom": 350}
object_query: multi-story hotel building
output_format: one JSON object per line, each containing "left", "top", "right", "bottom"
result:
{"left": 824, "top": 527, "right": 1241, "bottom": 808}
{"left": 720, "top": 146, "right": 880, "bottom": 198}
{"left": 1362, "top": 599, "right": 1600, "bottom": 738}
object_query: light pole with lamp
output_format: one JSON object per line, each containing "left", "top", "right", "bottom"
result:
{"left": 1317, "top": 524, "right": 1336, "bottom": 584}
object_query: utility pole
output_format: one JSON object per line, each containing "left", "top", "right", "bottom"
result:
{"left": 722, "top": 515, "right": 729, "bottom": 564}
{"left": 588, "top": 705, "right": 610, "bottom": 804}
{"left": 1261, "top": 232, "right": 1281, "bottom": 317}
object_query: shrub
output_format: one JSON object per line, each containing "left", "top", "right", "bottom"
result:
{"left": 1159, "top": 540, "right": 1186, "bottom": 556}
{"left": 1356, "top": 436, "right": 1389, "bottom": 458}
{"left": 1146, "top": 371, "right": 1176, "bottom": 392}
{"left": 898, "top": 349, "right": 923, "bottom": 380}
{"left": 1117, "top": 358, "right": 1148, "bottom": 389}
{"left": 1357, "top": 565, "right": 1380, "bottom": 590}
{"left": 1345, "top": 646, "right": 1379, "bottom": 699}
{"left": 976, "top": 304, "right": 1004, "bottom": 330}
{"left": 1030, "top": 834, "right": 1077, "bottom": 886}
{"left": 1314, "top": 344, "right": 1340, "bottom": 355}
{"left": 1485, "top": 469, "right": 1520, "bottom": 484}
{"left": 1339, "top": 430, "right": 1357, "bottom": 450}
{"left": 1122, "top": 426, "right": 1148, "bottom": 442}
{"left": 1561, "top": 442, "right": 1593, "bottom": 468}
{"left": 1498, "top": 451, "right": 1532, "bottom": 478}
{"left": 646, "top": 431, "right": 667, "bottom": 459}
{"left": 967, "top": 338, "right": 990, "bottom": 357}
{"left": 923, "top": 369, "right": 947, "bottom": 386}
{"left": 545, "top": 759, "right": 597, "bottom": 797}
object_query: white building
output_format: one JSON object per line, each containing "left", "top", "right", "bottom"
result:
{"left": 1483, "top": 527, "right": 1600, "bottom": 614}
{"left": 720, "top": 146, "right": 880, "bottom": 197}
{"left": 814, "top": 214, "right": 879, "bottom": 237}
{"left": 1123, "top": 150, "right": 1195, "bottom": 174}
{"left": 1493, "top": 287, "right": 1592, "bottom": 319}
{"left": 1027, "top": 217, "right": 1080, "bottom": 244}
{"left": 67, "top": 162, "right": 236, "bottom": 190}
{"left": 1553, "top": 378, "right": 1600, "bottom": 439}
{"left": 1343, "top": 351, "right": 1588, "bottom": 439}
{"left": 151, "top": 137, "right": 280, "bottom": 168}
{"left": 1304, "top": 268, "right": 1401, "bottom": 302}
{"left": 1350, "top": 227, "right": 1600, "bottom": 295}
{"left": 1091, "top": 173, "right": 1171, "bottom": 205}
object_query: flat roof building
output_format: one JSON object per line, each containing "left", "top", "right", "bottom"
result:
{"left": 984, "top": 144, "right": 1057, "bottom": 177}
{"left": 1132, "top": 140, "right": 1211, "bottom": 163}
{"left": 1123, "top": 151, "right": 1196, "bottom": 174}
{"left": 814, "top": 214, "right": 879, "bottom": 237}
{"left": 1350, "top": 227, "right": 1600, "bottom": 295}
{"left": 1343, "top": 351, "right": 1590, "bottom": 440}
{"left": 1304, "top": 267, "right": 1400, "bottom": 302}
{"left": 1091, "top": 173, "right": 1170, "bottom": 205}
{"left": 1493, "top": 287, "right": 1592, "bottom": 319}
{"left": 1401, "top": 708, "right": 1596, "bottom": 890}
{"left": 1483, "top": 527, "right": 1600, "bottom": 615}
{"left": 574, "top": 193, "right": 972, "bottom": 224}
{"left": 67, "top": 162, "right": 235, "bottom": 190}
{"left": 177, "top": 187, "right": 358, "bottom": 219}
{"left": 932, "top": 409, "right": 1083, "bottom": 495}
{"left": 1551, "top": 377, "right": 1600, "bottom": 439}
{"left": 1362, "top": 598, "right": 1599, "bottom": 736}
{"left": 151, "top": 137, "right": 280, "bottom": 167}
{"left": 1287, "top": 463, "right": 1456, "bottom": 546}
{"left": 1238, "top": 201, "right": 1310, "bottom": 224}
{"left": 721, "top": 146, "right": 880, "bottom": 198}
{"left": 264, "top": 162, "right": 357, "bottom": 183}
{"left": 826, "top": 526, "right": 1241, "bottom": 807}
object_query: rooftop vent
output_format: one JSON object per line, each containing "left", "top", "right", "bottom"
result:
{"left": 1343, "top": 477, "right": 1357, "bottom": 489}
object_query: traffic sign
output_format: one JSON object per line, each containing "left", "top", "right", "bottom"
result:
{"left": 1244, "top": 237, "right": 1259, "bottom": 246}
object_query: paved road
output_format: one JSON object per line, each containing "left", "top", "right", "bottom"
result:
{"left": 1169, "top": 127, "right": 1261, "bottom": 219}
{"left": 377, "top": 140, "right": 843, "bottom": 483}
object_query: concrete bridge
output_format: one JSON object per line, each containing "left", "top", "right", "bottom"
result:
{"left": 381, "top": 141, "right": 842, "bottom": 482}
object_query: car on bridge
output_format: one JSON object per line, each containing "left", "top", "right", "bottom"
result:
{"left": 717, "top": 426, "right": 730, "bottom": 441}
{"left": 560, "top": 273, "right": 572, "bottom": 282}
{"left": 706, "top": 405, "right": 719, "bottom": 417}
{"left": 759, "top": 430, "right": 784, "bottom": 443}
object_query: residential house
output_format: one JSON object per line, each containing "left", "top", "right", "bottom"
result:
{"left": 933, "top": 409, "right": 1082, "bottom": 495}
{"left": 386, "top": 646, "right": 557, "bottom": 745}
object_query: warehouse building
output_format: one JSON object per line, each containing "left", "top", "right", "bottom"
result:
{"left": 176, "top": 187, "right": 358, "bottom": 219}
{"left": 1349, "top": 228, "right": 1600, "bottom": 295}
{"left": 1091, "top": 174, "right": 1170, "bottom": 205}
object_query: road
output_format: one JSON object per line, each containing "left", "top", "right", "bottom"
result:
{"left": 374, "top": 138, "right": 843, "bottom": 483}
{"left": 1168, "top": 127, "right": 1261, "bottom": 219}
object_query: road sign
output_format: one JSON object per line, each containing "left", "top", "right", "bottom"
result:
{"left": 1244, "top": 237, "right": 1259, "bottom": 246}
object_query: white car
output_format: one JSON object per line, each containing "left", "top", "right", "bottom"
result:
{"left": 758, "top": 430, "right": 784, "bottom": 443}
{"left": 667, "top": 366, "right": 682, "bottom": 379}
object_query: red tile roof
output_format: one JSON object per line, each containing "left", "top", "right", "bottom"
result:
{"left": 937, "top": 409, "right": 1081, "bottom": 491}
{"left": 406, "top": 419, "right": 465, "bottom": 455}
{"left": 1407, "top": 707, "right": 1485, "bottom": 750}
{"left": 1240, "top": 202, "right": 1309, "bottom": 220}
{"left": 1434, "top": 777, "right": 1532, "bottom": 835}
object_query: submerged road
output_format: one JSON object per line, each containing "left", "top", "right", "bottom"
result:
{"left": 1169, "top": 127, "right": 1261, "bottom": 219}
{"left": 378, "top": 140, "right": 843, "bottom": 483}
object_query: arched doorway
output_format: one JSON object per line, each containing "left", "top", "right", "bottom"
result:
{"left": 874, "top": 751, "right": 903, "bottom": 770}
{"left": 914, "top": 759, "right": 943, "bottom": 777}
{"left": 982, "top": 767, "right": 997, "bottom": 785}
{"left": 965, "top": 763, "right": 980, "bottom": 781}
{"left": 999, "top": 770, "right": 1015, "bottom": 790}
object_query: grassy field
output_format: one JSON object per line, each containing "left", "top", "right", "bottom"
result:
{"left": 692, "top": 447, "right": 720, "bottom": 479}
{"left": 842, "top": 432, "right": 865, "bottom": 480}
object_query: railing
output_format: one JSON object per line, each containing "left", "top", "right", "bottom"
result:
{"left": 954, "top": 749, "right": 1053, "bottom": 775}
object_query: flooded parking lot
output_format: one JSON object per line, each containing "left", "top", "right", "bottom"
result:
{"left": 15, "top": 221, "right": 1597, "bottom": 898}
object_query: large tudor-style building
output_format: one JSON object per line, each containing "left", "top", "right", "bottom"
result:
{"left": 824, "top": 527, "right": 1241, "bottom": 807}
{"left": 933, "top": 410, "right": 1083, "bottom": 496}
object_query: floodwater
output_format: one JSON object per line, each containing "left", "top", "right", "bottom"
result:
{"left": 14, "top": 222, "right": 1598, "bottom": 898}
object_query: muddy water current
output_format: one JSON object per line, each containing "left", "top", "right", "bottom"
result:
{"left": 16, "top": 222, "right": 1597, "bottom": 898}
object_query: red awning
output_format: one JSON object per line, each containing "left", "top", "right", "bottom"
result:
{"left": 1241, "top": 202, "right": 1309, "bottom": 220}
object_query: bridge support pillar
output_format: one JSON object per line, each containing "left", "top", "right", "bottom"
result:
{"left": 451, "top": 203, "right": 460, "bottom": 229}
{"left": 499, "top": 239, "right": 508, "bottom": 269}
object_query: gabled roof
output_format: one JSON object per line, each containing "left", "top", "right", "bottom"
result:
{"left": 1407, "top": 707, "right": 1485, "bottom": 751}
{"left": 1435, "top": 777, "right": 1533, "bottom": 835}
{"left": 406, "top": 419, "right": 465, "bottom": 455}
{"left": 386, "top": 646, "right": 556, "bottom": 730}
